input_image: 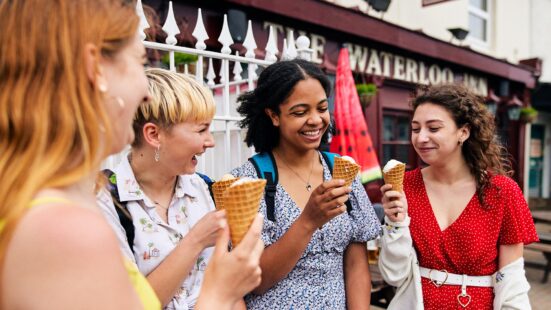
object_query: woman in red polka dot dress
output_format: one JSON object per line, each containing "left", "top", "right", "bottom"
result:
{"left": 378, "top": 84, "right": 539, "bottom": 310}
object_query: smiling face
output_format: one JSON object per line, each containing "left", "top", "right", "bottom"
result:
{"left": 159, "top": 120, "right": 214, "bottom": 175}
{"left": 266, "top": 78, "right": 330, "bottom": 153}
{"left": 101, "top": 34, "right": 149, "bottom": 153}
{"left": 411, "top": 102, "right": 469, "bottom": 166}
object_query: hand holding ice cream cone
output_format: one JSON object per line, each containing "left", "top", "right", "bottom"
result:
{"left": 381, "top": 159, "right": 408, "bottom": 222}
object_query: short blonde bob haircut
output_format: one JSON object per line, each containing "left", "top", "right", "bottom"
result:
{"left": 132, "top": 68, "right": 216, "bottom": 146}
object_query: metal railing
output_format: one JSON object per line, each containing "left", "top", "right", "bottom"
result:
{"left": 103, "top": 0, "right": 314, "bottom": 179}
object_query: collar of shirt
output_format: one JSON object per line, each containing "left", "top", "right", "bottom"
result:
{"left": 114, "top": 155, "right": 199, "bottom": 203}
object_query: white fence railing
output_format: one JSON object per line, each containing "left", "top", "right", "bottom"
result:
{"left": 103, "top": 0, "right": 314, "bottom": 179}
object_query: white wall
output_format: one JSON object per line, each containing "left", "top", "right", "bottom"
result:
{"left": 490, "top": 0, "right": 531, "bottom": 63}
{"left": 530, "top": 0, "right": 551, "bottom": 82}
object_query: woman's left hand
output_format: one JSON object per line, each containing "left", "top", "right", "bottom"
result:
{"left": 187, "top": 210, "right": 227, "bottom": 248}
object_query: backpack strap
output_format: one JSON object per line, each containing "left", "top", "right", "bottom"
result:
{"left": 196, "top": 172, "right": 215, "bottom": 202}
{"left": 320, "top": 151, "right": 353, "bottom": 214}
{"left": 249, "top": 152, "right": 278, "bottom": 222}
{"left": 102, "top": 169, "right": 135, "bottom": 253}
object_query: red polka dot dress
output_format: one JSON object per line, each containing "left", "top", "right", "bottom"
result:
{"left": 404, "top": 168, "right": 539, "bottom": 309}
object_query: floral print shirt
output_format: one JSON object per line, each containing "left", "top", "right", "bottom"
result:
{"left": 97, "top": 157, "right": 215, "bottom": 310}
{"left": 231, "top": 153, "right": 381, "bottom": 309}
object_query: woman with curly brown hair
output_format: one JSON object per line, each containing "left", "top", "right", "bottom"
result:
{"left": 379, "top": 84, "right": 539, "bottom": 309}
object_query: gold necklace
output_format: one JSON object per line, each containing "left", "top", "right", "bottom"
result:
{"left": 135, "top": 177, "right": 176, "bottom": 211}
{"left": 275, "top": 150, "right": 317, "bottom": 192}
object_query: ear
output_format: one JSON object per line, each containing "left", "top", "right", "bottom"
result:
{"left": 459, "top": 125, "right": 470, "bottom": 142}
{"left": 264, "top": 108, "right": 280, "bottom": 127}
{"left": 142, "top": 122, "right": 162, "bottom": 148}
{"left": 83, "top": 43, "right": 108, "bottom": 92}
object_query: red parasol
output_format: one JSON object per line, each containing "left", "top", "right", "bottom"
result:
{"left": 330, "top": 48, "right": 382, "bottom": 183}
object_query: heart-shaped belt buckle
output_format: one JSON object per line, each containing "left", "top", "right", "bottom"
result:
{"left": 457, "top": 292, "right": 472, "bottom": 308}
{"left": 428, "top": 269, "right": 448, "bottom": 287}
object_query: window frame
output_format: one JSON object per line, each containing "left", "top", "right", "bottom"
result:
{"left": 467, "top": 0, "right": 491, "bottom": 49}
{"left": 381, "top": 109, "right": 418, "bottom": 170}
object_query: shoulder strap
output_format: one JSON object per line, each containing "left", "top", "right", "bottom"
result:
{"left": 102, "top": 169, "right": 135, "bottom": 253}
{"left": 196, "top": 172, "right": 215, "bottom": 202}
{"left": 320, "top": 152, "right": 353, "bottom": 214}
{"left": 249, "top": 152, "right": 278, "bottom": 222}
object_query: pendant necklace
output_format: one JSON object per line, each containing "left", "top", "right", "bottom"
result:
{"left": 275, "top": 151, "right": 316, "bottom": 192}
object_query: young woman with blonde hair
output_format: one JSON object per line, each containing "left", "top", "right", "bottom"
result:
{"left": 98, "top": 68, "right": 253, "bottom": 309}
{"left": 0, "top": 1, "right": 262, "bottom": 309}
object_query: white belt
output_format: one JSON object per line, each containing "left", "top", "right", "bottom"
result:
{"left": 419, "top": 267, "right": 493, "bottom": 308}
{"left": 419, "top": 266, "right": 493, "bottom": 287}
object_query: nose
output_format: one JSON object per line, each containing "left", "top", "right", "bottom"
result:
{"left": 414, "top": 128, "right": 430, "bottom": 143}
{"left": 204, "top": 131, "right": 215, "bottom": 149}
{"left": 307, "top": 111, "right": 323, "bottom": 126}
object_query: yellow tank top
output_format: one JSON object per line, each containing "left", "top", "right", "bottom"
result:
{"left": 0, "top": 196, "right": 161, "bottom": 309}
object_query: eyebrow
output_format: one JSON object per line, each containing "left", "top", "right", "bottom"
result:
{"left": 411, "top": 119, "right": 444, "bottom": 125}
{"left": 289, "top": 99, "right": 328, "bottom": 111}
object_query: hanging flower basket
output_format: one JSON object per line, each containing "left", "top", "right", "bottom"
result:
{"left": 356, "top": 83, "right": 377, "bottom": 108}
{"left": 519, "top": 107, "right": 538, "bottom": 123}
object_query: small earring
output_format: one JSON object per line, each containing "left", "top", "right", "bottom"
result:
{"left": 154, "top": 146, "right": 160, "bottom": 162}
{"left": 97, "top": 76, "right": 108, "bottom": 93}
{"left": 458, "top": 140, "right": 464, "bottom": 146}
{"left": 116, "top": 97, "right": 125, "bottom": 108}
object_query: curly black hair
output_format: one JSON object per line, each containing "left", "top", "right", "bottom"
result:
{"left": 411, "top": 84, "right": 512, "bottom": 207}
{"left": 237, "top": 59, "right": 332, "bottom": 153}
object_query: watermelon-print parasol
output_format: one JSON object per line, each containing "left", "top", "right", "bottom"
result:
{"left": 330, "top": 48, "right": 382, "bottom": 183}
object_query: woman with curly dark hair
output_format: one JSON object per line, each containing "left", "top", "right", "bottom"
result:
{"left": 379, "top": 84, "right": 539, "bottom": 309}
{"left": 230, "top": 59, "right": 381, "bottom": 309}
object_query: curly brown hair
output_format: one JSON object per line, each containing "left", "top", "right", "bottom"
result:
{"left": 411, "top": 84, "right": 512, "bottom": 206}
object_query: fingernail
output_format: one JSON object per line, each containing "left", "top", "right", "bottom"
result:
{"left": 338, "top": 179, "right": 345, "bottom": 185}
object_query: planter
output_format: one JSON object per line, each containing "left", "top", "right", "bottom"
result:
{"left": 359, "top": 93, "right": 374, "bottom": 108}
{"left": 520, "top": 113, "right": 537, "bottom": 123}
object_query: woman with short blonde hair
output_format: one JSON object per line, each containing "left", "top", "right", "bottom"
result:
{"left": 98, "top": 68, "right": 252, "bottom": 309}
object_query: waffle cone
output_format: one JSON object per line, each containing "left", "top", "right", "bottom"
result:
{"left": 223, "top": 179, "right": 266, "bottom": 245}
{"left": 212, "top": 178, "right": 239, "bottom": 210}
{"left": 383, "top": 163, "right": 405, "bottom": 192}
{"left": 333, "top": 157, "right": 360, "bottom": 187}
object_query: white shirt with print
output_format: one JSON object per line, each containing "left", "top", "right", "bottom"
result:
{"left": 97, "top": 157, "right": 215, "bottom": 310}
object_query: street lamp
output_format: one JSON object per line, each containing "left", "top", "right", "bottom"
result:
{"left": 507, "top": 95, "right": 523, "bottom": 121}
{"left": 367, "top": 0, "right": 392, "bottom": 12}
{"left": 485, "top": 89, "right": 500, "bottom": 116}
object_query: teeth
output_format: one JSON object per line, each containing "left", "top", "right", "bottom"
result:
{"left": 302, "top": 130, "right": 320, "bottom": 136}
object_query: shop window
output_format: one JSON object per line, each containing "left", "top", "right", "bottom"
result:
{"left": 381, "top": 111, "right": 417, "bottom": 169}
{"left": 468, "top": 0, "right": 490, "bottom": 47}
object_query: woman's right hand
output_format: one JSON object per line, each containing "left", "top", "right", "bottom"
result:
{"left": 299, "top": 179, "right": 351, "bottom": 231}
{"left": 195, "top": 214, "right": 264, "bottom": 310}
{"left": 380, "top": 184, "right": 408, "bottom": 222}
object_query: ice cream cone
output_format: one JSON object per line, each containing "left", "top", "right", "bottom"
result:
{"left": 382, "top": 160, "right": 406, "bottom": 192}
{"left": 223, "top": 179, "right": 266, "bottom": 245}
{"left": 333, "top": 156, "right": 360, "bottom": 187}
{"left": 212, "top": 177, "right": 239, "bottom": 210}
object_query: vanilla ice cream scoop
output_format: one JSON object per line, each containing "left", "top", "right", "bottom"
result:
{"left": 341, "top": 155, "right": 356, "bottom": 164}
{"left": 230, "top": 177, "right": 254, "bottom": 187}
{"left": 383, "top": 159, "right": 404, "bottom": 173}
{"left": 220, "top": 174, "right": 236, "bottom": 181}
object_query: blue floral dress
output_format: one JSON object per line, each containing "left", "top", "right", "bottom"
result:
{"left": 231, "top": 153, "right": 381, "bottom": 309}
